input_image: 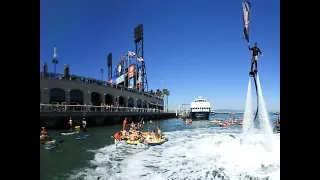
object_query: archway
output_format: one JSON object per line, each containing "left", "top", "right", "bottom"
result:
{"left": 136, "top": 99, "right": 142, "bottom": 108}
{"left": 127, "top": 97, "right": 134, "bottom": 107}
{"left": 91, "top": 92, "right": 101, "bottom": 106}
{"left": 143, "top": 100, "right": 147, "bottom": 108}
{"left": 104, "top": 94, "right": 114, "bottom": 105}
{"left": 49, "top": 88, "right": 66, "bottom": 103}
{"left": 70, "top": 89, "right": 84, "bottom": 105}
{"left": 119, "top": 96, "right": 126, "bottom": 107}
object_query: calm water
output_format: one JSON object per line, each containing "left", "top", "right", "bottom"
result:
{"left": 40, "top": 114, "right": 280, "bottom": 180}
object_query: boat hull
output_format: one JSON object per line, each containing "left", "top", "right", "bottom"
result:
{"left": 190, "top": 112, "right": 210, "bottom": 120}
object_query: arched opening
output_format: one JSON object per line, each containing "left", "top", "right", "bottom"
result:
{"left": 118, "top": 96, "right": 126, "bottom": 107}
{"left": 104, "top": 94, "right": 114, "bottom": 105}
{"left": 91, "top": 92, "right": 101, "bottom": 106}
{"left": 136, "top": 99, "right": 142, "bottom": 108}
{"left": 49, "top": 88, "right": 66, "bottom": 104}
{"left": 70, "top": 89, "right": 84, "bottom": 105}
{"left": 143, "top": 100, "right": 147, "bottom": 108}
{"left": 127, "top": 97, "right": 134, "bottom": 107}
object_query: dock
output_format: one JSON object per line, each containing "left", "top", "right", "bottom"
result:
{"left": 40, "top": 104, "right": 175, "bottom": 128}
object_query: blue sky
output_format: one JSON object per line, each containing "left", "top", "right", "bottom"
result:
{"left": 40, "top": 0, "right": 280, "bottom": 111}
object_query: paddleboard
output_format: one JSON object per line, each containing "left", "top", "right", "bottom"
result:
{"left": 61, "top": 131, "right": 79, "bottom": 135}
{"left": 75, "top": 134, "right": 92, "bottom": 140}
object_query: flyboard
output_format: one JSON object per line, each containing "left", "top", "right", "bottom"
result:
{"left": 61, "top": 131, "right": 79, "bottom": 136}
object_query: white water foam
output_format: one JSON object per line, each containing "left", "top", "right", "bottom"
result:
{"left": 69, "top": 128, "right": 280, "bottom": 180}
{"left": 242, "top": 78, "right": 253, "bottom": 135}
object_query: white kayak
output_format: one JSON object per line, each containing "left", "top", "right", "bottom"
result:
{"left": 61, "top": 131, "right": 79, "bottom": 135}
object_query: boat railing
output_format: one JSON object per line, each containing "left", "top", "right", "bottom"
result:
{"left": 40, "top": 72, "right": 163, "bottom": 101}
{"left": 40, "top": 104, "right": 174, "bottom": 113}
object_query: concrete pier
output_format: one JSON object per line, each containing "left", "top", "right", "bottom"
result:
{"left": 40, "top": 104, "right": 175, "bottom": 129}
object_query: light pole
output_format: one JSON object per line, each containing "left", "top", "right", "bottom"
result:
{"left": 101, "top": 69, "right": 104, "bottom": 81}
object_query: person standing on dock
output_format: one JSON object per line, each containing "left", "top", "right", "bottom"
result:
{"left": 123, "top": 118, "right": 127, "bottom": 131}
{"left": 68, "top": 117, "right": 73, "bottom": 132}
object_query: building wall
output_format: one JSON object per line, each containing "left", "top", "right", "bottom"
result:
{"left": 40, "top": 79, "right": 163, "bottom": 108}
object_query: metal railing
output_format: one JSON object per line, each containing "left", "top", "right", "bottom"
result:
{"left": 40, "top": 104, "right": 174, "bottom": 113}
{"left": 40, "top": 72, "right": 164, "bottom": 101}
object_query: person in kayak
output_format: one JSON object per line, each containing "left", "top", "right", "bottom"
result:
{"left": 248, "top": 42, "right": 263, "bottom": 73}
{"left": 44, "top": 136, "right": 56, "bottom": 147}
{"left": 157, "top": 126, "right": 162, "bottom": 139}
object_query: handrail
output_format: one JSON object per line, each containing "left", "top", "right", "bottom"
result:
{"left": 40, "top": 104, "right": 174, "bottom": 113}
{"left": 40, "top": 72, "right": 163, "bottom": 101}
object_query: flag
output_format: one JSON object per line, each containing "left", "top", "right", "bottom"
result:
{"left": 242, "top": 1, "right": 251, "bottom": 43}
{"left": 128, "top": 51, "right": 136, "bottom": 58}
{"left": 53, "top": 45, "right": 57, "bottom": 58}
{"left": 137, "top": 56, "right": 144, "bottom": 62}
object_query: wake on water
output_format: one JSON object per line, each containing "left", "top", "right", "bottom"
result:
{"left": 69, "top": 128, "right": 280, "bottom": 180}
{"left": 68, "top": 76, "right": 279, "bottom": 180}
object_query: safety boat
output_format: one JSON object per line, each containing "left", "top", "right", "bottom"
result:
{"left": 190, "top": 96, "right": 211, "bottom": 120}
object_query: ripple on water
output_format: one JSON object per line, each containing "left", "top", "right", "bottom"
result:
{"left": 69, "top": 127, "right": 280, "bottom": 180}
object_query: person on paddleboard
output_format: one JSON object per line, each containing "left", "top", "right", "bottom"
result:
{"left": 248, "top": 42, "right": 263, "bottom": 73}
{"left": 68, "top": 117, "right": 73, "bottom": 132}
{"left": 123, "top": 118, "right": 127, "bottom": 131}
{"left": 40, "top": 127, "right": 48, "bottom": 139}
{"left": 82, "top": 118, "right": 87, "bottom": 135}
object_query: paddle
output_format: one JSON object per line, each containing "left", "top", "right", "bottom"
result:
{"left": 41, "top": 140, "right": 65, "bottom": 145}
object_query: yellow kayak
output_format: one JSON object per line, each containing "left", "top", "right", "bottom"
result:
{"left": 211, "top": 120, "right": 221, "bottom": 124}
{"left": 126, "top": 139, "right": 142, "bottom": 145}
{"left": 148, "top": 138, "right": 166, "bottom": 146}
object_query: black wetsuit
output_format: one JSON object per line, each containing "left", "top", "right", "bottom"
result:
{"left": 248, "top": 46, "right": 263, "bottom": 72}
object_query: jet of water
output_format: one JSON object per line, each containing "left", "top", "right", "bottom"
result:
{"left": 242, "top": 78, "right": 253, "bottom": 135}
{"left": 255, "top": 74, "right": 275, "bottom": 151}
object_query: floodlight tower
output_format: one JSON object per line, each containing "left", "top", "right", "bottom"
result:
{"left": 134, "top": 24, "right": 148, "bottom": 92}
{"left": 107, "top": 53, "right": 112, "bottom": 81}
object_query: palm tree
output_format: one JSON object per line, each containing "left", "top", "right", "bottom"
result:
{"left": 148, "top": 90, "right": 154, "bottom": 95}
{"left": 162, "top": 88, "right": 170, "bottom": 112}
{"left": 156, "top": 89, "right": 163, "bottom": 96}
{"left": 52, "top": 58, "right": 58, "bottom": 74}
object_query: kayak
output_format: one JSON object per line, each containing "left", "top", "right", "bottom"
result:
{"left": 126, "top": 139, "right": 142, "bottom": 145}
{"left": 75, "top": 134, "right": 92, "bottom": 140}
{"left": 148, "top": 138, "right": 166, "bottom": 146}
{"left": 44, "top": 139, "right": 56, "bottom": 150}
{"left": 61, "top": 132, "right": 79, "bottom": 135}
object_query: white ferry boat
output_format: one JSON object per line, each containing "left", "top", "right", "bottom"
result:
{"left": 190, "top": 96, "right": 211, "bottom": 120}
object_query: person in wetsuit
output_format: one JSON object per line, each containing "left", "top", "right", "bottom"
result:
{"left": 248, "top": 42, "right": 263, "bottom": 72}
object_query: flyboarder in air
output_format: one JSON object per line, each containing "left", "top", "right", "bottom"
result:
{"left": 248, "top": 42, "right": 263, "bottom": 76}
